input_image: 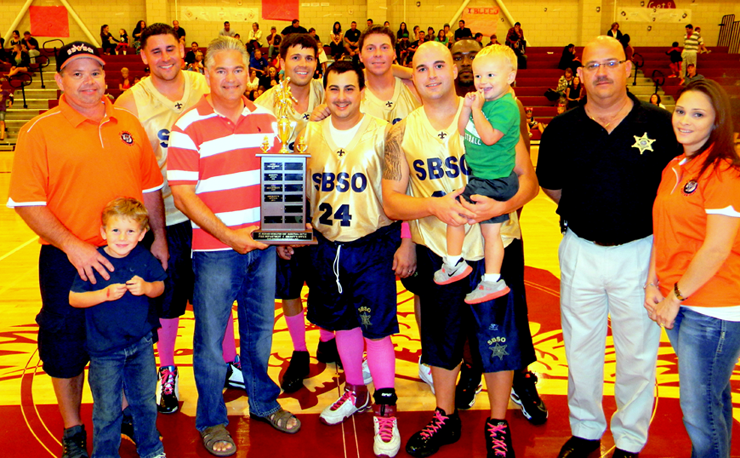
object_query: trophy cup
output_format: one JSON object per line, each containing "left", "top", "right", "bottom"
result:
{"left": 253, "top": 79, "right": 316, "bottom": 245}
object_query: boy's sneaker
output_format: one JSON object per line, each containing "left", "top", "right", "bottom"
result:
{"left": 510, "top": 370, "right": 548, "bottom": 425}
{"left": 418, "top": 356, "right": 435, "bottom": 394}
{"left": 455, "top": 361, "right": 483, "bottom": 410}
{"left": 281, "top": 350, "right": 310, "bottom": 393}
{"left": 485, "top": 418, "right": 514, "bottom": 458}
{"left": 62, "top": 424, "right": 89, "bottom": 458}
{"left": 433, "top": 259, "right": 472, "bottom": 285}
{"left": 317, "top": 338, "right": 342, "bottom": 367}
{"left": 373, "top": 403, "right": 401, "bottom": 458}
{"left": 405, "top": 408, "right": 461, "bottom": 457}
{"left": 465, "top": 277, "right": 510, "bottom": 304}
{"left": 224, "top": 355, "right": 245, "bottom": 390}
{"left": 362, "top": 355, "right": 373, "bottom": 385}
{"left": 320, "top": 383, "right": 370, "bottom": 425}
{"left": 157, "top": 365, "right": 179, "bottom": 414}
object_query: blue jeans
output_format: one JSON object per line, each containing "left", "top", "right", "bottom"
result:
{"left": 667, "top": 307, "right": 740, "bottom": 458}
{"left": 192, "top": 247, "right": 280, "bottom": 431}
{"left": 88, "top": 333, "right": 163, "bottom": 458}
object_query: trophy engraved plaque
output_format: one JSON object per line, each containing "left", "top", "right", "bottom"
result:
{"left": 253, "top": 79, "right": 316, "bottom": 245}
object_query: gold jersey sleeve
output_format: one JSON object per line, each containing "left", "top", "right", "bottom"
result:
{"left": 305, "top": 115, "right": 392, "bottom": 242}
{"left": 401, "top": 100, "right": 521, "bottom": 261}
{"left": 131, "top": 72, "right": 210, "bottom": 226}
{"left": 255, "top": 79, "right": 325, "bottom": 152}
{"left": 361, "top": 77, "right": 421, "bottom": 125}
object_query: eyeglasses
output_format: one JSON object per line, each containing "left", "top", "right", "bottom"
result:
{"left": 583, "top": 59, "right": 627, "bottom": 71}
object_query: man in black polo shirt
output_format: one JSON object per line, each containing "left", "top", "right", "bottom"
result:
{"left": 453, "top": 20, "right": 472, "bottom": 42}
{"left": 281, "top": 19, "right": 308, "bottom": 36}
{"left": 344, "top": 21, "right": 361, "bottom": 59}
{"left": 537, "top": 36, "right": 679, "bottom": 458}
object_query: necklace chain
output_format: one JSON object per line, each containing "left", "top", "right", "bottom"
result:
{"left": 586, "top": 97, "right": 631, "bottom": 128}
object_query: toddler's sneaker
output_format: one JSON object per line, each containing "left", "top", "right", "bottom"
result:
{"left": 433, "top": 259, "right": 472, "bottom": 285}
{"left": 465, "top": 277, "right": 510, "bottom": 304}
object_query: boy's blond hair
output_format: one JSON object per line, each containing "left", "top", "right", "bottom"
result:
{"left": 102, "top": 197, "right": 150, "bottom": 231}
{"left": 475, "top": 44, "right": 518, "bottom": 72}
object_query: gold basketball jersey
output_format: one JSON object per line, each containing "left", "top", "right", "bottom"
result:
{"left": 255, "top": 79, "right": 325, "bottom": 152}
{"left": 361, "top": 77, "right": 420, "bottom": 125}
{"left": 401, "top": 100, "right": 520, "bottom": 260}
{"left": 131, "top": 71, "right": 210, "bottom": 226}
{"left": 305, "top": 115, "right": 392, "bottom": 242}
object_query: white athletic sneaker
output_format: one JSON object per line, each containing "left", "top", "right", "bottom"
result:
{"left": 362, "top": 355, "right": 373, "bottom": 385}
{"left": 320, "top": 384, "right": 370, "bottom": 425}
{"left": 465, "top": 277, "right": 510, "bottom": 304}
{"left": 433, "top": 258, "right": 472, "bottom": 285}
{"left": 224, "top": 355, "right": 245, "bottom": 390}
{"left": 418, "top": 356, "right": 435, "bottom": 394}
{"left": 373, "top": 405, "right": 401, "bottom": 458}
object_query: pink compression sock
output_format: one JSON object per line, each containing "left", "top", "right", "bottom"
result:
{"left": 365, "top": 336, "right": 396, "bottom": 390}
{"left": 285, "top": 310, "right": 308, "bottom": 352}
{"left": 157, "top": 317, "right": 179, "bottom": 367}
{"left": 319, "top": 328, "right": 335, "bottom": 343}
{"left": 335, "top": 328, "right": 365, "bottom": 386}
{"left": 222, "top": 312, "right": 237, "bottom": 364}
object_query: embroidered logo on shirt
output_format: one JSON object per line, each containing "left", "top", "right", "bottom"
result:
{"left": 120, "top": 131, "right": 134, "bottom": 145}
{"left": 385, "top": 100, "right": 394, "bottom": 108}
{"left": 683, "top": 180, "right": 698, "bottom": 195}
{"left": 438, "top": 131, "right": 447, "bottom": 139}
{"left": 174, "top": 101, "right": 183, "bottom": 110}
{"left": 302, "top": 113, "right": 310, "bottom": 120}
{"left": 489, "top": 343, "right": 509, "bottom": 360}
{"left": 336, "top": 149, "right": 346, "bottom": 157}
{"left": 632, "top": 132, "right": 656, "bottom": 154}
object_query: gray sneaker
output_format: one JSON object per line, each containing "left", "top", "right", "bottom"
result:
{"left": 465, "top": 277, "right": 510, "bottom": 304}
{"left": 433, "top": 259, "right": 472, "bottom": 285}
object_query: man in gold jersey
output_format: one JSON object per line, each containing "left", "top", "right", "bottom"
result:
{"left": 116, "top": 24, "right": 248, "bottom": 416}
{"left": 381, "top": 42, "right": 539, "bottom": 458}
{"left": 358, "top": 25, "right": 420, "bottom": 125}
{"left": 255, "top": 33, "right": 339, "bottom": 393}
{"left": 285, "top": 61, "right": 412, "bottom": 458}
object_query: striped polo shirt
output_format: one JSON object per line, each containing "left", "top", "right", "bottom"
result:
{"left": 683, "top": 31, "right": 702, "bottom": 53}
{"left": 167, "top": 95, "right": 280, "bottom": 251}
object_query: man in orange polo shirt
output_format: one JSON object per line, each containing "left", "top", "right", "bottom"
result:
{"left": 7, "top": 41, "right": 165, "bottom": 458}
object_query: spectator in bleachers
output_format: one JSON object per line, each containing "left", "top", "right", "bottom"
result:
{"left": 23, "top": 31, "right": 39, "bottom": 63}
{"left": 234, "top": 33, "right": 242, "bottom": 44}
{"left": 454, "top": 19, "right": 472, "bottom": 42}
{"left": 250, "top": 48, "right": 268, "bottom": 77}
{"left": 247, "top": 22, "right": 262, "bottom": 54}
{"left": 259, "top": 65, "right": 280, "bottom": 89}
{"left": 133, "top": 20, "right": 146, "bottom": 52}
{"left": 330, "top": 22, "right": 345, "bottom": 60}
{"left": 451, "top": 38, "right": 481, "bottom": 96}
{"left": 116, "top": 29, "right": 129, "bottom": 55}
{"left": 621, "top": 34, "right": 634, "bottom": 63}
{"left": 396, "top": 22, "right": 409, "bottom": 41}
{"left": 525, "top": 107, "right": 544, "bottom": 137}
{"left": 667, "top": 41, "right": 682, "bottom": 78}
{"left": 187, "top": 51, "right": 205, "bottom": 74}
{"left": 649, "top": 93, "right": 666, "bottom": 109}
{"left": 681, "top": 63, "right": 704, "bottom": 86}
{"left": 315, "top": 42, "right": 327, "bottom": 78}
{"left": 7, "top": 43, "right": 30, "bottom": 78}
{"left": 185, "top": 41, "right": 198, "bottom": 65}
{"left": 267, "top": 26, "right": 281, "bottom": 59}
{"left": 367, "top": 18, "right": 374, "bottom": 29}
{"left": 412, "top": 25, "right": 421, "bottom": 42}
{"left": 405, "top": 31, "right": 424, "bottom": 66}
{"left": 100, "top": 25, "right": 119, "bottom": 55}
{"left": 695, "top": 26, "right": 711, "bottom": 53}
{"left": 474, "top": 33, "right": 484, "bottom": 47}
{"left": 220, "top": 21, "right": 236, "bottom": 38}
{"left": 444, "top": 23, "right": 454, "bottom": 43}
{"left": 558, "top": 44, "right": 581, "bottom": 73}
{"left": 245, "top": 68, "right": 260, "bottom": 99}
{"left": 488, "top": 34, "right": 500, "bottom": 46}
{"left": 506, "top": 22, "right": 527, "bottom": 69}
{"left": 427, "top": 27, "right": 435, "bottom": 43}
{"left": 282, "top": 19, "right": 307, "bottom": 36}
{"left": 546, "top": 67, "right": 574, "bottom": 102}
{"left": 565, "top": 76, "right": 584, "bottom": 110}
{"left": 436, "top": 29, "right": 449, "bottom": 47}
{"left": 9, "top": 30, "right": 21, "bottom": 48}
{"left": 683, "top": 24, "right": 702, "bottom": 78}
{"left": 172, "top": 20, "right": 185, "bottom": 41}
{"left": 0, "top": 38, "right": 8, "bottom": 64}
{"left": 308, "top": 27, "right": 320, "bottom": 43}
{"left": 344, "top": 21, "right": 361, "bottom": 60}
{"left": 119, "top": 67, "right": 132, "bottom": 91}
{"left": 607, "top": 22, "right": 623, "bottom": 41}
{"left": 0, "top": 88, "right": 13, "bottom": 141}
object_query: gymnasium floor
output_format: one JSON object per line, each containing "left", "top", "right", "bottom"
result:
{"left": 1, "top": 169, "right": 739, "bottom": 458}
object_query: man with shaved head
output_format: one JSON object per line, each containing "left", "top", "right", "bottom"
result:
{"left": 537, "top": 36, "right": 679, "bottom": 458}
{"left": 382, "top": 41, "right": 539, "bottom": 458}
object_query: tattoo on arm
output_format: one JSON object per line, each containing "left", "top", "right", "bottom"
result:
{"left": 383, "top": 121, "right": 406, "bottom": 181}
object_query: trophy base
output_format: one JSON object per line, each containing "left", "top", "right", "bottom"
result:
{"left": 253, "top": 230, "right": 317, "bottom": 245}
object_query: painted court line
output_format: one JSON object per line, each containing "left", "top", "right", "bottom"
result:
{"left": 0, "top": 237, "right": 38, "bottom": 263}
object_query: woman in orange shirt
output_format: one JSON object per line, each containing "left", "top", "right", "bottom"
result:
{"left": 645, "top": 79, "right": 740, "bottom": 458}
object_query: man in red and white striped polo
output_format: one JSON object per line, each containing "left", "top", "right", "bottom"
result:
{"left": 168, "top": 36, "right": 301, "bottom": 456}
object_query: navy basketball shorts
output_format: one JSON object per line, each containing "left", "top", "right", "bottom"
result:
{"left": 402, "top": 243, "right": 534, "bottom": 373}
{"left": 461, "top": 171, "right": 519, "bottom": 224}
{"left": 157, "top": 220, "right": 194, "bottom": 319}
{"left": 276, "top": 246, "right": 310, "bottom": 300}
{"left": 306, "top": 223, "right": 401, "bottom": 340}
{"left": 37, "top": 245, "right": 90, "bottom": 379}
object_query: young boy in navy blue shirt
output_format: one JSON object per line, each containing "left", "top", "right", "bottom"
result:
{"left": 70, "top": 197, "right": 167, "bottom": 458}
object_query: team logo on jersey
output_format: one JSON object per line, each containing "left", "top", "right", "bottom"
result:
{"left": 302, "top": 113, "right": 310, "bottom": 120}
{"left": 683, "top": 180, "right": 698, "bottom": 195}
{"left": 358, "top": 306, "right": 372, "bottom": 328}
{"left": 120, "top": 131, "right": 134, "bottom": 145}
{"left": 489, "top": 343, "right": 509, "bottom": 361}
{"left": 438, "top": 131, "right": 447, "bottom": 139}
{"left": 632, "top": 132, "right": 656, "bottom": 154}
{"left": 385, "top": 100, "right": 394, "bottom": 108}
{"left": 336, "top": 149, "right": 346, "bottom": 157}
{"left": 174, "top": 101, "right": 183, "bottom": 110}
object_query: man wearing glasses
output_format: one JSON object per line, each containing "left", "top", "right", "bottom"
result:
{"left": 536, "top": 36, "right": 679, "bottom": 458}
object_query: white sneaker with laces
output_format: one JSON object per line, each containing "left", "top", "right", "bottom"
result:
{"left": 224, "top": 355, "right": 245, "bottom": 390}
{"left": 418, "top": 356, "right": 435, "bottom": 394}
{"left": 362, "top": 355, "right": 373, "bottom": 385}
{"left": 373, "top": 414, "right": 401, "bottom": 457}
{"left": 433, "top": 259, "right": 472, "bottom": 285}
{"left": 320, "top": 384, "right": 370, "bottom": 425}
